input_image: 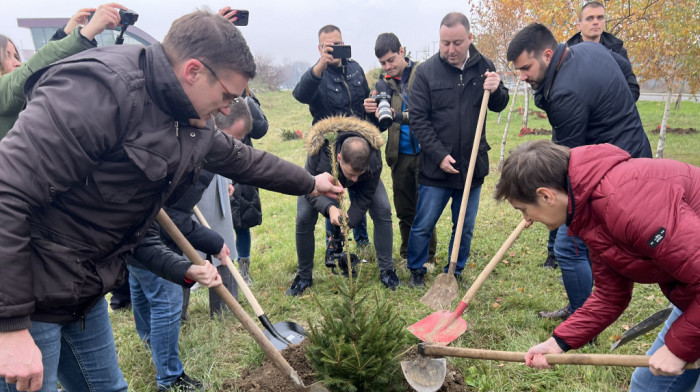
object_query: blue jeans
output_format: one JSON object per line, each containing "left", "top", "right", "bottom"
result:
{"left": 234, "top": 227, "right": 252, "bottom": 259}
{"left": 407, "top": 184, "right": 481, "bottom": 274}
{"left": 128, "top": 265, "right": 184, "bottom": 388}
{"left": 554, "top": 224, "right": 592, "bottom": 313}
{"left": 629, "top": 306, "right": 700, "bottom": 392}
{"left": 0, "top": 299, "right": 128, "bottom": 392}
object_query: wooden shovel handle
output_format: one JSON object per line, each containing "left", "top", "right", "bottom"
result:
{"left": 447, "top": 90, "right": 491, "bottom": 275}
{"left": 458, "top": 219, "right": 527, "bottom": 307}
{"left": 192, "top": 206, "right": 266, "bottom": 317}
{"left": 156, "top": 210, "right": 301, "bottom": 385}
{"left": 420, "top": 344, "right": 700, "bottom": 369}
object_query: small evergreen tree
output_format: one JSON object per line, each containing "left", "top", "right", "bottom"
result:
{"left": 306, "top": 133, "right": 409, "bottom": 392}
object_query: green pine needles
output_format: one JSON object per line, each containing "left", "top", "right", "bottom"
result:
{"left": 306, "top": 134, "right": 409, "bottom": 391}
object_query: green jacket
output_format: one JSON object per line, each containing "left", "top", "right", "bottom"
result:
{"left": 376, "top": 59, "right": 420, "bottom": 168}
{"left": 0, "top": 28, "right": 95, "bottom": 138}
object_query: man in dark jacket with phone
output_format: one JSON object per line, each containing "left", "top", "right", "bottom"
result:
{"left": 507, "top": 23, "right": 651, "bottom": 322}
{"left": 293, "top": 24, "right": 372, "bottom": 249}
{"left": 406, "top": 12, "right": 509, "bottom": 287}
{"left": 0, "top": 10, "right": 341, "bottom": 391}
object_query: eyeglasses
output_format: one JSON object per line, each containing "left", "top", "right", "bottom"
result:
{"left": 198, "top": 59, "right": 239, "bottom": 104}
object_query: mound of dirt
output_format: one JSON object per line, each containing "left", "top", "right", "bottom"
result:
{"left": 650, "top": 127, "right": 697, "bottom": 134}
{"left": 224, "top": 341, "right": 472, "bottom": 392}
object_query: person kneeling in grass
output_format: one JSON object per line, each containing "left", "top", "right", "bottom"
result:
{"left": 495, "top": 140, "right": 700, "bottom": 391}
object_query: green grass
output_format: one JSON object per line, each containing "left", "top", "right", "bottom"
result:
{"left": 111, "top": 93, "right": 700, "bottom": 391}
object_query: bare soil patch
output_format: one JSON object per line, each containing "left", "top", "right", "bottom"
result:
{"left": 650, "top": 127, "right": 697, "bottom": 134}
{"left": 224, "top": 341, "right": 471, "bottom": 391}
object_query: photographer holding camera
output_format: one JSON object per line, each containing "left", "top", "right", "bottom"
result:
{"left": 293, "top": 24, "right": 372, "bottom": 250}
{"left": 363, "top": 33, "right": 437, "bottom": 266}
{"left": 287, "top": 116, "right": 399, "bottom": 296}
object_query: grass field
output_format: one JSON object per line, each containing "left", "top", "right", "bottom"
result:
{"left": 111, "top": 92, "right": 700, "bottom": 391}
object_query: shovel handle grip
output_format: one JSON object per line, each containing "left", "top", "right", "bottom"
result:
{"left": 457, "top": 219, "right": 527, "bottom": 307}
{"left": 420, "top": 345, "right": 700, "bottom": 369}
{"left": 447, "top": 90, "right": 491, "bottom": 275}
{"left": 156, "top": 210, "right": 300, "bottom": 383}
{"left": 192, "top": 206, "right": 266, "bottom": 317}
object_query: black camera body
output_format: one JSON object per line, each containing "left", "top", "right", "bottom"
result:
{"left": 330, "top": 45, "right": 352, "bottom": 59}
{"left": 325, "top": 226, "right": 359, "bottom": 278}
{"left": 118, "top": 9, "right": 139, "bottom": 26}
{"left": 373, "top": 91, "right": 394, "bottom": 129}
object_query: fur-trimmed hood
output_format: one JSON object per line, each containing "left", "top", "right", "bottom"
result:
{"left": 306, "top": 116, "right": 385, "bottom": 155}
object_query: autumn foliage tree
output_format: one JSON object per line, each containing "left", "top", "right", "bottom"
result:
{"left": 470, "top": 0, "right": 700, "bottom": 158}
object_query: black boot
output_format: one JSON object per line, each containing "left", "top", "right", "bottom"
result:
{"left": 543, "top": 250, "right": 558, "bottom": 269}
{"left": 409, "top": 270, "right": 425, "bottom": 288}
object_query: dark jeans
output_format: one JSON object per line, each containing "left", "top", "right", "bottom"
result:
{"left": 554, "top": 224, "right": 592, "bottom": 313}
{"left": 392, "top": 153, "right": 437, "bottom": 260}
{"left": 407, "top": 184, "right": 481, "bottom": 274}
{"left": 295, "top": 180, "right": 394, "bottom": 280}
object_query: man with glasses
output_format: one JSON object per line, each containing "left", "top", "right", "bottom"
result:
{"left": 0, "top": 10, "right": 341, "bottom": 391}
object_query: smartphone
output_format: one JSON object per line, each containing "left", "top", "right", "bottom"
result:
{"left": 331, "top": 45, "right": 351, "bottom": 59}
{"left": 231, "top": 10, "right": 249, "bottom": 26}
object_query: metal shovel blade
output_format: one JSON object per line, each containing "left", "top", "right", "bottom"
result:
{"left": 611, "top": 306, "right": 673, "bottom": 350}
{"left": 420, "top": 273, "right": 458, "bottom": 310}
{"left": 401, "top": 356, "right": 446, "bottom": 392}
{"left": 408, "top": 309, "right": 467, "bottom": 346}
{"left": 262, "top": 321, "right": 307, "bottom": 350}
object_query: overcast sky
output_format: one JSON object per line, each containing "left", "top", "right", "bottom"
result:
{"left": 2, "top": 0, "right": 476, "bottom": 72}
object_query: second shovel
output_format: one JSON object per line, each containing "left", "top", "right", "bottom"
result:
{"left": 193, "top": 206, "right": 305, "bottom": 350}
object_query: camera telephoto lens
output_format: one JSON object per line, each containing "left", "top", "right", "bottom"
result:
{"left": 377, "top": 100, "right": 393, "bottom": 129}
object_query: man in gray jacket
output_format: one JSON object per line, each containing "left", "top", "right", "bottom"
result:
{"left": 0, "top": 10, "right": 341, "bottom": 391}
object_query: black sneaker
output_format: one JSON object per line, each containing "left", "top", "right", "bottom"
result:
{"left": 409, "top": 270, "right": 425, "bottom": 288}
{"left": 285, "top": 275, "right": 313, "bottom": 296}
{"left": 379, "top": 269, "right": 400, "bottom": 291}
{"left": 543, "top": 250, "right": 558, "bottom": 269}
{"left": 158, "top": 372, "right": 203, "bottom": 392}
{"left": 537, "top": 305, "right": 571, "bottom": 320}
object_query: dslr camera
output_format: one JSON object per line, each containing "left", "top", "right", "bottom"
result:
{"left": 325, "top": 225, "right": 359, "bottom": 278}
{"left": 373, "top": 91, "right": 393, "bottom": 130}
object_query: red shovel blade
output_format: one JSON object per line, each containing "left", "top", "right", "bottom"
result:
{"left": 408, "top": 306, "right": 468, "bottom": 346}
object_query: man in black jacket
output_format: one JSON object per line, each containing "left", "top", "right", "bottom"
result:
{"left": 565, "top": 1, "right": 639, "bottom": 101}
{"left": 0, "top": 10, "right": 342, "bottom": 391}
{"left": 287, "top": 116, "right": 398, "bottom": 296}
{"left": 507, "top": 23, "right": 651, "bottom": 320}
{"left": 406, "top": 12, "right": 509, "bottom": 287}
{"left": 293, "top": 24, "right": 371, "bottom": 248}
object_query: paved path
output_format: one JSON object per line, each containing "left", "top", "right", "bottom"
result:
{"left": 639, "top": 93, "right": 698, "bottom": 102}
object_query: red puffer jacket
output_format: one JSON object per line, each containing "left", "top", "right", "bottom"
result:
{"left": 553, "top": 144, "right": 700, "bottom": 363}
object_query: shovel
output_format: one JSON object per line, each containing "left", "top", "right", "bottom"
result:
{"left": 611, "top": 305, "right": 673, "bottom": 350}
{"left": 409, "top": 219, "right": 527, "bottom": 346}
{"left": 193, "top": 206, "right": 306, "bottom": 350}
{"left": 421, "top": 90, "right": 491, "bottom": 311}
{"left": 403, "top": 344, "right": 700, "bottom": 392}
{"left": 157, "top": 209, "right": 328, "bottom": 392}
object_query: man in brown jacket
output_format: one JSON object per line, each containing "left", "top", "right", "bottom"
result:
{"left": 0, "top": 10, "right": 341, "bottom": 391}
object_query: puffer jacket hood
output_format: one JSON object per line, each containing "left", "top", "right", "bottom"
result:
{"left": 565, "top": 143, "right": 630, "bottom": 227}
{"left": 306, "top": 115, "right": 384, "bottom": 156}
